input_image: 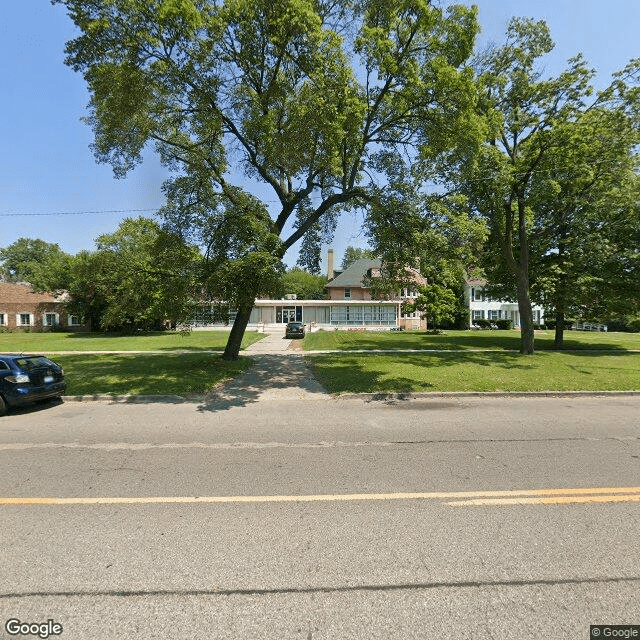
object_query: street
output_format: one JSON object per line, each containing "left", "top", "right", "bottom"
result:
{"left": 1, "top": 394, "right": 640, "bottom": 639}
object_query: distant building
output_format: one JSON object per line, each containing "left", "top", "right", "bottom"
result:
{"left": 192, "top": 253, "right": 428, "bottom": 331}
{"left": 191, "top": 253, "right": 548, "bottom": 332}
{"left": 0, "top": 282, "right": 86, "bottom": 332}
{"left": 465, "top": 280, "right": 545, "bottom": 328}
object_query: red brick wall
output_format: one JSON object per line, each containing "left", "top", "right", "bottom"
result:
{"left": 0, "top": 283, "right": 86, "bottom": 332}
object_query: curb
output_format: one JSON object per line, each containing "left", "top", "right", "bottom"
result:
{"left": 59, "top": 390, "right": 640, "bottom": 403}
{"left": 61, "top": 394, "right": 199, "bottom": 404}
{"left": 337, "top": 390, "right": 640, "bottom": 400}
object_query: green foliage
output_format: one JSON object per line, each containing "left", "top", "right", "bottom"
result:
{"left": 54, "top": 0, "right": 481, "bottom": 357}
{"left": 0, "top": 238, "right": 73, "bottom": 291}
{"left": 428, "top": 17, "right": 640, "bottom": 353}
{"left": 495, "top": 319, "right": 513, "bottom": 330}
{"left": 281, "top": 268, "right": 327, "bottom": 300}
{"left": 66, "top": 217, "right": 200, "bottom": 331}
{"left": 366, "top": 150, "right": 487, "bottom": 308}
{"left": 529, "top": 110, "right": 640, "bottom": 330}
{"left": 406, "top": 282, "right": 458, "bottom": 328}
{"left": 340, "top": 246, "right": 376, "bottom": 271}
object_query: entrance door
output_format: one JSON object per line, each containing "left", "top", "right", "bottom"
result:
{"left": 282, "top": 307, "right": 297, "bottom": 323}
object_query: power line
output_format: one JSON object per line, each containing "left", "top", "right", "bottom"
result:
{"left": 0, "top": 208, "right": 158, "bottom": 218}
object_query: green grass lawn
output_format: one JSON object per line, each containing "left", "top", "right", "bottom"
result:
{"left": 303, "top": 329, "right": 640, "bottom": 352}
{"left": 309, "top": 351, "right": 640, "bottom": 394}
{"left": 0, "top": 330, "right": 264, "bottom": 353}
{"left": 52, "top": 352, "right": 253, "bottom": 396}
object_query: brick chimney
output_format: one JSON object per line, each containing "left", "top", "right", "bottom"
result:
{"left": 327, "top": 249, "right": 334, "bottom": 281}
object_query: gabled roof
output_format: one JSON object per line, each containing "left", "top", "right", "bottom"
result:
{"left": 326, "top": 258, "right": 382, "bottom": 289}
{"left": 0, "top": 282, "right": 69, "bottom": 304}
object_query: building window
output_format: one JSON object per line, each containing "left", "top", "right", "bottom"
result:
{"left": 18, "top": 313, "right": 32, "bottom": 326}
{"left": 0, "top": 314, "right": 6, "bottom": 326}
{"left": 473, "top": 288, "right": 483, "bottom": 301}
{"left": 331, "top": 304, "right": 396, "bottom": 326}
{"left": 68, "top": 315, "right": 82, "bottom": 326}
{"left": 472, "top": 310, "right": 485, "bottom": 320}
{"left": 488, "top": 310, "right": 499, "bottom": 320}
{"left": 43, "top": 312, "right": 59, "bottom": 327}
{"left": 344, "top": 288, "right": 351, "bottom": 299}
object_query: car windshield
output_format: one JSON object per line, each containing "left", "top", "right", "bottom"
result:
{"left": 14, "top": 357, "right": 57, "bottom": 371}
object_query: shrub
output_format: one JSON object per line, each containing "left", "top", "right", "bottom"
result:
{"left": 495, "top": 319, "right": 513, "bottom": 330}
{"left": 473, "top": 319, "right": 492, "bottom": 329}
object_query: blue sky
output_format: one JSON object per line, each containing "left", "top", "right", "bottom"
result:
{"left": 1, "top": 1, "right": 639, "bottom": 271}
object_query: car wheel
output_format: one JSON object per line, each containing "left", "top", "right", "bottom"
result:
{"left": 0, "top": 395, "right": 6, "bottom": 417}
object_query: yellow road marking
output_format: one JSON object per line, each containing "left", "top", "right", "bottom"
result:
{"left": 1, "top": 487, "right": 640, "bottom": 506}
{"left": 448, "top": 494, "right": 640, "bottom": 507}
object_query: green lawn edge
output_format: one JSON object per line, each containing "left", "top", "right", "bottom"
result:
{"left": 0, "top": 330, "right": 265, "bottom": 353}
{"left": 302, "top": 329, "right": 640, "bottom": 352}
{"left": 53, "top": 352, "right": 253, "bottom": 396}
{"left": 307, "top": 351, "right": 640, "bottom": 394}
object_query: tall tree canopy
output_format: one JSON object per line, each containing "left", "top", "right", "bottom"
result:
{"left": 0, "top": 238, "right": 72, "bottom": 291}
{"left": 430, "top": 17, "right": 640, "bottom": 353}
{"left": 341, "top": 245, "right": 376, "bottom": 271}
{"left": 281, "top": 267, "right": 328, "bottom": 299}
{"left": 529, "top": 110, "right": 640, "bottom": 347}
{"left": 54, "top": 0, "right": 480, "bottom": 358}
{"left": 66, "top": 217, "right": 199, "bottom": 331}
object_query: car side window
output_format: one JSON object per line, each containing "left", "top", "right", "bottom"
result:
{"left": 0, "top": 361, "right": 9, "bottom": 371}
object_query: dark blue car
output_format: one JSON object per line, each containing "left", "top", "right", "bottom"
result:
{"left": 0, "top": 354, "right": 66, "bottom": 416}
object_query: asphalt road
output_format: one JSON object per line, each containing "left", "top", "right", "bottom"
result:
{"left": 1, "top": 394, "right": 640, "bottom": 639}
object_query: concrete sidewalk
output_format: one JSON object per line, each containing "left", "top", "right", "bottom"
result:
{"left": 202, "top": 353, "right": 328, "bottom": 406}
{"left": 244, "top": 330, "right": 299, "bottom": 354}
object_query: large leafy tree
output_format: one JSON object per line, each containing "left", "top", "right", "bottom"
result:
{"left": 54, "top": 0, "right": 479, "bottom": 359}
{"left": 281, "top": 268, "right": 328, "bottom": 300}
{"left": 529, "top": 110, "right": 640, "bottom": 348}
{"left": 366, "top": 152, "right": 487, "bottom": 326}
{"left": 66, "top": 217, "right": 200, "bottom": 331}
{"left": 341, "top": 245, "right": 376, "bottom": 271}
{"left": 0, "top": 238, "right": 73, "bottom": 291}
{"left": 432, "top": 18, "right": 640, "bottom": 353}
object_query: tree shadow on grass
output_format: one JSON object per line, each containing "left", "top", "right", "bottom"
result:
{"left": 309, "top": 351, "right": 550, "bottom": 395}
{"left": 55, "top": 352, "right": 251, "bottom": 399}
{"left": 308, "top": 330, "right": 637, "bottom": 352}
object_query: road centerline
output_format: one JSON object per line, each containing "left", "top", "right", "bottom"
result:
{"left": 2, "top": 486, "right": 640, "bottom": 506}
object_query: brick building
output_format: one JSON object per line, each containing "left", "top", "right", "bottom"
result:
{"left": 0, "top": 282, "right": 85, "bottom": 332}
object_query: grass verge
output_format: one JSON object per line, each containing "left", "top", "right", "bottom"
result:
{"left": 309, "top": 351, "right": 640, "bottom": 394}
{"left": 52, "top": 353, "right": 253, "bottom": 396}
{"left": 302, "top": 329, "right": 640, "bottom": 352}
{"left": 0, "top": 330, "right": 264, "bottom": 353}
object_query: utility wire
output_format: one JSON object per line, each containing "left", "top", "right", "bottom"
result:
{"left": 0, "top": 208, "right": 158, "bottom": 218}
{"left": 1, "top": 160, "right": 634, "bottom": 218}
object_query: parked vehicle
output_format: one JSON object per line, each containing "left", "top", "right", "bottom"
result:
{"left": 0, "top": 355, "right": 66, "bottom": 416}
{"left": 285, "top": 322, "right": 306, "bottom": 339}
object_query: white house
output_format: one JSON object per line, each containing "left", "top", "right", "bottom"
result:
{"left": 465, "top": 279, "right": 545, "bottom": 328}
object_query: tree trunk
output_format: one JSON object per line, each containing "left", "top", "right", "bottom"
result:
{"left": 515, "top": 269, "right": 535, "bottom": 354}
{"left": 222, "top": 305, "right": 253, "bottom": 361}
{"left": 516, "top": 196, "right": 534, "bottom": 354}
{"left": 554, "top": 311, "right": 565, "bottom": 350}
